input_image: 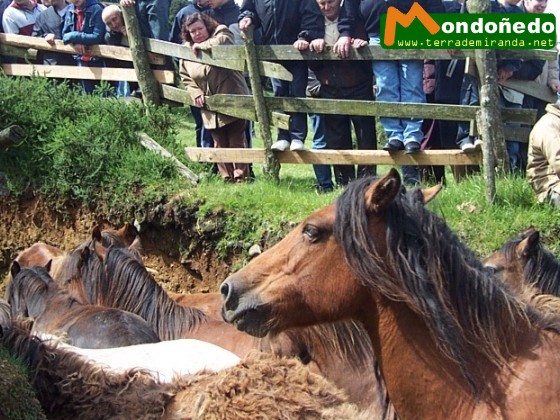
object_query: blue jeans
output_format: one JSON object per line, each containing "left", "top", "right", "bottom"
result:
{"left": 499, "top": 93, "right": 526, "bottom": 174}
{"left": 310, "top": 114, "right": 333, "bottom": 191}
{"left": 370, "top": 37, "right": 425, "bottom": 144}
{"left": 270, "top": 61, "right": 308, "bottom": 143}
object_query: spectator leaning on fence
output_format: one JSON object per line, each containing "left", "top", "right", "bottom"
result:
{"left": 118, "top": 0, "right": 169, "bottom": 41}
{"left": 32, "top": 0, "right": 73, "bottom": 65}
{"left": 307, "top": 0, "right": 377, "bottom": 188}
{"left": 179, "top": 12, "right": 251, "bottom": 183}
{"left": 61, "top": 0, "right": 106, "bottom": 94}
{"left": 239, "top": 0, "right": 325, "bottom": 152}
{"left": 2, "top": 0, "right": 45, "bottom": 36}
{"left": 527, "top": 103, "right": 560, "bottom": 208}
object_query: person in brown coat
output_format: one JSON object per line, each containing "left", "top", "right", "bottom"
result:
{"left": 527, "top": 102, "right": 560, "bottom": 207}
{"left": 179, "top": 12, "right": 250, "bottom": 182}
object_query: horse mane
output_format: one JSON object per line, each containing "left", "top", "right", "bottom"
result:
{"left": 94, "top": 247, "right": 208, "bottom": 340}
{"left": 1, "top": 320, "right": 365, "bottom": 419}
{"left": 499, "top": 231, "right": 560, "bottom": 297}
{"left": 7, "top": 266, "right": 53, "bottom": 318}
{"left": 334, "top": 177, "right": 560, "bottom": 387}
{"left": 0, "top": 298, "right": 11, "bottom": 329}
{"left": 0, "top": 320, "right": 175, "bottom": 419}
{"left": 281, "top": 321, "right": 374, "bottom": 370}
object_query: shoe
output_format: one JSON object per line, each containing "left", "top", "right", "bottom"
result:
{"left": 271, "top": 140, "right": 290, "bottom": 151}
{"left": 383, "top": 139, "right": 405, "bottom": 151}
{"left": 461, "top": 141, "right": 476, "bottom": 152}
{"left": 474, "top": 138, "right": 483, "bottom": 150}
{"left": 404, "top": 141, "right": 421, "bottom": 154}
{"left": 290, "top": 140, "right": 305, "bottom": 151}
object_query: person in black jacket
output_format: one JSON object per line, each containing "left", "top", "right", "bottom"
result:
{"left": 239, "top": 0, "right": 325, "bottom": 151}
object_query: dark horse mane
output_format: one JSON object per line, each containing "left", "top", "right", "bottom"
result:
{"left": 499, "top": 230, "right": 560, "bottom": 297}
{"left": 7, "top": 266, "right": 54, "bottom": 317}
{"left": 333, "top": 177, "right": 560, "bottom": 388}
{"left": 82, "top": 246, "right": 208, "bottom": 341}
{"left": 0, "top": 320, "right": 176, "bottom": 420}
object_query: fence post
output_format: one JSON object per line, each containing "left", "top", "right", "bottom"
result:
{"left": 469, "top": 0, "right": 508, "bottom": 202}
{"left": 120, "top": 5, "right": 161, "bottom": 108}
{"left": 241, "top": 27, "right": 280, "bottom": 182}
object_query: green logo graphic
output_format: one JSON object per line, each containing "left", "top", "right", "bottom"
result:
{"left": 381, "top": 7, "right": 556, "bottom": 49}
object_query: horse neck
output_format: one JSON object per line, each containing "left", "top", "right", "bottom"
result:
{"left": 360, "top": 293, "right": 502, "bottom": 418}
{"left": 103, "top": 257, "right": 208, "bottom": 340}
{"left": 532, "top": 251, "right": 560, "bottom": 296}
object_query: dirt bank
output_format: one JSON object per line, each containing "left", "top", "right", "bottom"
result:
{"left": 0, "top": 195, "right": 240, "bottom": 296}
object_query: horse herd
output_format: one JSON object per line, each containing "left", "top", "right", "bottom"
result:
{"left": 2, "top": 169, "right": 560, "bottom": 419}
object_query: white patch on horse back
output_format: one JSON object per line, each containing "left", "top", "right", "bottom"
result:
{"left": 38, "top": 334, "right": 241, "bottom": 382}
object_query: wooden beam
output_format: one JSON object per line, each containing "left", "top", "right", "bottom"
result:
{"left": 159, "top": 85, "right": 290, "bottom": 130}
{"left": 0, "top": 33, "right": 164, "bottom": 65}
{"left": 0, "top": 44, "right": 37, "bottom": 60}
{"left": 185, "top": 148, "right": 482, "bottom": 166}
{"left": 139, "top": 133, "right": 198, "bottom": 184}
{"left": 212, "top": 45, "right": 558, "bottom": 61}
{"left": 207, "top": 94, "right": 536, "bottom": 123}
{"left": 1, "top": 64, "right": 174, "bottom": 83}
{"left": 501, "top": 79, "right": 558, "bottom": 103}
{"left": 144, "top": 38, "right": 292, "bottom": 81}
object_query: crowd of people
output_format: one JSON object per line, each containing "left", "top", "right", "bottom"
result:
{"left": 1, "top": 0, "right": 559, "bottom": 196}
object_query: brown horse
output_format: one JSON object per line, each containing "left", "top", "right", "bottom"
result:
{"left": 1, "top": 321, "right": 366, "bottom": 420}
{"left": 484, "top": 227, "right": 560, "bottom": 296}
{"left": 221, "top": 169, "right": 560, "bottom": 419}
{"left": 7, "top": 261, "right": 160, "bottom": 348}
{"left": 66, "top": 240, "right": 387, "bottom": 413}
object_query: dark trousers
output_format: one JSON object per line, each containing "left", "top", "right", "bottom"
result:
{"left": 321, "top": 80, "right": 377, "bottom": 185}
{"left": 209, "top": 119, "right": 249, "bottom": 181}
{"left": 270, "top": 60, "right": 308, "bottom": 142}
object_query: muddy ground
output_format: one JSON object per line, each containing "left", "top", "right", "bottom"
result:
{"left": 0, "top": 195, "right": 242, "bottom": 297}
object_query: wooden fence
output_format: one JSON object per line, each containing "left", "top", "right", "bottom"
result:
{"left": 0, "top": 10, "right": 557, "bottom": 199}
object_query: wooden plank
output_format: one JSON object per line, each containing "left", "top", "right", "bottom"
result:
{"left": 144, "top": 39, "right": 292, "bottom": 81}
{"left": 185, "top": 147, "right": 482, "bottom": 166}
{"left": 501, "top": 79, "right": 558, "bottom": 103}
{"left": 212, "top": 45, "right": 557, "bottom": 61}
{"left": 159, "top": 85, "right": 290, "bottom": 130}
{"left": 0, "top": 44, "right": 37, "bottom": 60}
{"left": 208, "top": 94, "right": 536, "bottom": 124}
{"left": 138, "top": 133, "right": 198, "bottom": 184}
{"left": 0, "top": 33, "right": 164, "bottom": 65}
{"left": 2, "top": 64, "right": 174, "bottom": 83}
{"left": 503, "top": 125, "right": 532, "bottom": 143}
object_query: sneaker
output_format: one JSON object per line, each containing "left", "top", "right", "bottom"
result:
{"left": 474, "top": 138, "right": 483, "bottom": 150}
{"left": 271, "top": 140, "right": 290, "bottom": 151}
{"left": 383, "top": 138, "right": 405, "bottom": 152}
{"left": 461, "top": 140, "right": 476, "bottom": 152}
{"left": 290, "top": 140, "right": 305, "bottom": 151}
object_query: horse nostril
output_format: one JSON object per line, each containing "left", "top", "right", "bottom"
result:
{"left": 220, "top": 282, "right": 230, "bottom": 299}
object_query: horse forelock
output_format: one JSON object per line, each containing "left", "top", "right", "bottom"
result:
{"left": 334, "top": 177, "right": 559, "bottom": 387}
{"left": 8, "top": 267, "right": 53, "bottom": 318}
{"left": 103, "top": 247, "right": 207, "bottom": 340}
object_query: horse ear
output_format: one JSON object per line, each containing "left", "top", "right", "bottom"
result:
{"left": 10, "top": 261, "right": 21, "bottom": 278}
{"left": 92, "top": 225, "right": 102, "bottom": 242}
{"left": 420, "top": 184, "right": 442, "bottom": 204}
{"left": 129, "top": 235, "right": 143, "bottom": 254}
{"left": 516, "top": 229, "right": 540, "bottom": 259}
{"left": 119, "top": 223, "right": 138, "bottom": 239}
{"left": 365, "top": 168, "right": 401, "bottom": 214}
{"left": 45, "top": 259, "right": 52, "bottom": 272}
{"left": 93, "top": 240, "right": 107, "bottom": 261}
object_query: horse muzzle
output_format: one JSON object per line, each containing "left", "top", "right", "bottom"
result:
{"left": 220, "top": 277, "right": 270, "bottom": 338}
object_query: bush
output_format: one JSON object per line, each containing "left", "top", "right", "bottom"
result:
{"left": 0, "top": 76, "right": 191, "bottom": 211}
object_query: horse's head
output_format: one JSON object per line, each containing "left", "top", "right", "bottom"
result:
{"left": 7, "top": 261, "right": 52, "bottom": 320}
{"left": 221, "top": 169, "right": 440, "bottom": 338}
{"left": 483, "top": 227, "right": 540, "bottom": 291}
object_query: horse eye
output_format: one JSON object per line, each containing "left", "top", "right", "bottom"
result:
{"left": 484, "top": 265, "right": 502, "bottom": 276}
{"left": 303, "top": 225, "right": 322, "bottom": 243}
